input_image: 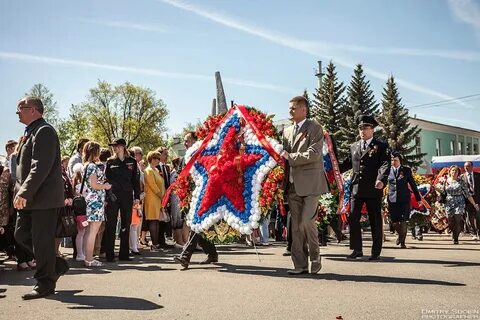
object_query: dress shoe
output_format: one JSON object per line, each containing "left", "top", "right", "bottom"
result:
{"left": 173, "top": 256, "right": 189, "bottom": 268}
{"left": 400, "top": 244, "right": 407, "bottom": 249}
{"left": 287, "top": 269, "right": 308, "bottom": 275}
{"left": 199, "top": 256, "right": 218, "bottom": 264}
{"left": 282, "top": 250, "right": 291, "bottom": 256}
{"left": 17, "top": 262, "right": 31, "bottom": 271}
{"left": 368, "top": 255, "right": 380, "bottom": 261}
{"left": 22, "top": 288, "right": 55, "bottom": 300}
{"left": 347, "top": 251, "right": 363, "bottom": 259}
{"left": 453, "top": 240, "right": 459, "bottom": 244}
{"left": 131, "top": 251, "right": 142, "bottom": 256}
{"left": 310, "top": 260, "right": 322, "bottom": 274}
{"left": 118, "top": 256, "right": 133, "bottom": 261}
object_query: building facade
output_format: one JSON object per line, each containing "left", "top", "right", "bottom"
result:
{"left": 409, "top": 117, "right": 480, "bottom": 173}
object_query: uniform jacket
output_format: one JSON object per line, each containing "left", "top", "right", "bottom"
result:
{"left": 282, "top": 118, "right": 328, "bottom": 197}
{"left": 15, "top": 118, "right": 64, "bottom": 210}
{"left": 343, "top": 137, "right": 390, "bottom": 199}
{"left": 387, "top": 165, "right": 421, "bottom": 204}
{"left": 105, "top": 156, "right": 141, "bottom": 200}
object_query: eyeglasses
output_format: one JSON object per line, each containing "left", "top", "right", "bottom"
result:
{"left": 16, "top": 106, "right": 33, "bottom": 112}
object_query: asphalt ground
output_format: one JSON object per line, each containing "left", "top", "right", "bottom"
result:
{"left": 1, "top": 232, "right": 479, "bottom": 320}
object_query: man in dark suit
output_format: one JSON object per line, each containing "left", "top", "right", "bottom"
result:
{"left": 173, "top": 132, "right": 218, "bottom": 269}
{"left": 282, "top": 96, "right": 328, "bottom": 275}
{"left": 462, "top": 161, "right": 480, "bottom": 240}
{"left": 343, "top": 115, "right": 390, "bottom": 261}
{"left": 155, "top": 146, "right": 174, "bottom": 248}
{"left": 13, "top": 97, "right": 68, "bottom": 300}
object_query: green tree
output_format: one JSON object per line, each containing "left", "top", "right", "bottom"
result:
{"left": 25, "top": 83, "right": 60, "bottom": 126}
{"left": 76, "top": 81, "right": 168, "bottom": 152}
{"left": 338, "top": 64, "right": 379, "bottom": 156}
{"left": 311, "top": 61, "right": 346, "bottom": 152}
{"left": 379, "top": 76, "right": 426, "bottom": 168}
{"left": 303, "top": 89, "right": 312, "bottom": 118}
{"left": 57, "top": 104, "right": 91, "bottom": 156}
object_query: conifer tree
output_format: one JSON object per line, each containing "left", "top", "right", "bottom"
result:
{"left": 311, "top": 61, "right": 346, "bottom": 147}
{"left": 379, "top": 76, "right": 426, "bottom": 167}
{"left": 338, "top": 64, "right": 379, "bottom": 157}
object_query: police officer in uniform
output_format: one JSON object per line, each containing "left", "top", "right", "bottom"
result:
{"left": 105, "top": 138, "right": 141, "bottom": 262}
{"left": 343, "top": 115, "right": 390, "bottom": 261}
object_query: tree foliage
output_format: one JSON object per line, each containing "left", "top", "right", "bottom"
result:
{"left": 379, "top": 76, "right": 426, "bottom": 168}
{"left": 25, "top": 83, "right": 60, "bottom": 127}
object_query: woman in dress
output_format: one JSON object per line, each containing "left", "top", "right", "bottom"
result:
{"left": 144, "top": 151, "right": 166, "bottom": 251}
{"left": 170, "top": 157, "right": 187, "bottom": 246}
{"left": 82, "top": 141, "right": 111, "bottom": 266}
{"left": 444, "top": 165, "right": 479, "bottom": 244}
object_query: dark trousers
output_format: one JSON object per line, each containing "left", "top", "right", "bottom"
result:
{"left": 180, "top": 231, "right": 217, "bottom": 261}
{"left": 158, "top": 221, "right": 167, "bottom": 245}
{"left": 465, "top": 203, "right": 479, "bottom": 236}
{"left": 105, "top": 194, "right": 132, "bottom": 260}
{"left": 349, "top": 197, "right": 383, "bottom": 256}
{"left": 448, "top": 214, "right": 464, "bottom": 242}
{"left": 14, "top": 209, "right": 58, "bottom": 290}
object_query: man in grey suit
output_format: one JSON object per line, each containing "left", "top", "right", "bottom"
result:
{"left": 13, "top": 96, "right": 68, "bottom": 300}
{"left": 282, "top": 96, "right": 328, "bottom": 275}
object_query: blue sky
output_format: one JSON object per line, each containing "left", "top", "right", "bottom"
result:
{"left": 1, "top": 0, "right": 479, "bottom": 151}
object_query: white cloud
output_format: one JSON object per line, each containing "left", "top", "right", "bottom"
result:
{"left": 0, "top": 51, "right": 298, "bottom": 94}
{"left": 159, "top": 0, "right": 473, "bottom": 108}
{"left": 78, "top": 18, "right": 169, "bottom": 33}
{"left": 448, "top": 0, "right": 480, "bottom": 30}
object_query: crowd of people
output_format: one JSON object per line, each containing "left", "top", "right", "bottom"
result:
{"left": 0, "top": 95, "right": 479, "bottom": 299}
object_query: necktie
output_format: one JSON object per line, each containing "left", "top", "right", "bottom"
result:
{"left": 363, "top": 141, "right": 367, "bottom": 151}
{"left": 293, "top": 124, "right": 299, "bottom": 138}
{"left": 469, "top": 173, "right": 474, "bottom": 194}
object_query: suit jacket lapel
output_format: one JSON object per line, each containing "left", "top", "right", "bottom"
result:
{"left": 293, "top": 120, "right": 310, "bottom": 148}
{"left": 361, "top": 138, "right": 374, "bottom": 158}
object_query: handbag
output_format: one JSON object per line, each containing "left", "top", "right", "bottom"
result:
{"left": 106, "top": 189, "right": 117, "bottom": 203}
{"left": 72, "top": 165, "right": 89, "bottom": 216}
{"left": 159, "top": 208, "right": 170, "bottom": 222}
{"left": 56, "top": 207, "right": 78, "bottom": 238}
{"left": 75, "top": 214, "right": 88, "bottom": 229}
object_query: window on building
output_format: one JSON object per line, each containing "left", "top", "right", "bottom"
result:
{"left": 458, "top": 141, "right": 464, "bottom": 154}
{"left": 435, "top": 138, "right": 441, "bottom": 156}
{"left": 474, "top": 144, "right": 478, "bottom": 154}
{"left": 450, "top": 140, "right": 455, "bottom": 155}
{"left": 467, "top": 143, "right": 472, "bottom": 155}
{"left": 415, "top": 136, "right": 421, "bottom": 155}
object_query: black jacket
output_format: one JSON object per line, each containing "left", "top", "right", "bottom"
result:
{"left": 105, "top": 156, "right": 140, "bottom": 200}
{"left": 15, "top": 118, "right": 64, "bottom": 210}
{"left": 387, "top": 166, "right": 421, "bottom": 204}
{"left": 341, "top": 137, "right": 390, "bottom": 199}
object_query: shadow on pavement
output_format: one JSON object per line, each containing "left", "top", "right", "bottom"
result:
{"left": 322, "top": 253, "right": 480, "bottom": 267}
{"left": 48, "top": 290, "right": 163, "bottom": 310}
{"left": 215, "top": 263, "right": 465, "bottom": 286}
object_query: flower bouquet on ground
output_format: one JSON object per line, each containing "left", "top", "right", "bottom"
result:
{"left": 167, "top": 105, "right": 285, "bottom": 244}
{"left": 316, "top": 193, "right": 337, "bottom": 231}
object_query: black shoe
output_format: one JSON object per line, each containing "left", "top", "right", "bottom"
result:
{"left": 159, "top": 244, "right": 174, "bottom": 249}
{"left": 282, "top": 250, "right": 291, "bottom": 256}
{"left": 400, "top": 244, "right": 407, "bottom": 249}
{"left": 347, "top": 251, "right": 363, "bottom": 259}
{"left": 22, "top": 288, "right": 55, "bottom": 300}
{"left": 287, "top": 269, "right": 308, "bottom": 275}
{"left": 368, "top": 255, "right": 380, "bottom": 261}
{"left": 118, "top": 257, "right": 133, "bottom": 261}
{"left": 199, "top": 256, "right": 218, "bottom": 264}
{"left": 173, "top": 256, "right": 189, "bottom": 268}
{"left": 453, "top": 240, "right": 459, "bottom": 244}
{"left": 131, "top": 251, "right": 142, "bottom": 256}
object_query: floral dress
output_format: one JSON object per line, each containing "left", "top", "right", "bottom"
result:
{"left": 84, "top": 163, "right": 106, "bottom": 222}
{"left": 444, "top": 178, "right": 470, "bottom": 217}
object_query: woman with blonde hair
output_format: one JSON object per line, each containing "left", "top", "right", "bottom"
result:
{"left": 144, "top": 151, "right": 166, "bottom": 251}
{"left": 443, "top": 165, "right": 479, "bottom": 244}
{"left": 82, "top": 141, "right": 111, "bottom": 266}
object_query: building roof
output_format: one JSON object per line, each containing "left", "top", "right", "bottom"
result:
{"left": 409, "top": 117, "right": 480, "bottom": 136}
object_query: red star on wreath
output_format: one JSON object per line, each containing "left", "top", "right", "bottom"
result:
{"left": 196, "top": 126, "right": 262, "bottom": 216}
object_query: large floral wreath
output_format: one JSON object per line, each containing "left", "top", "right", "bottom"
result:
{"left": 166, "top": 105, "right": 285, "bottom": 243}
